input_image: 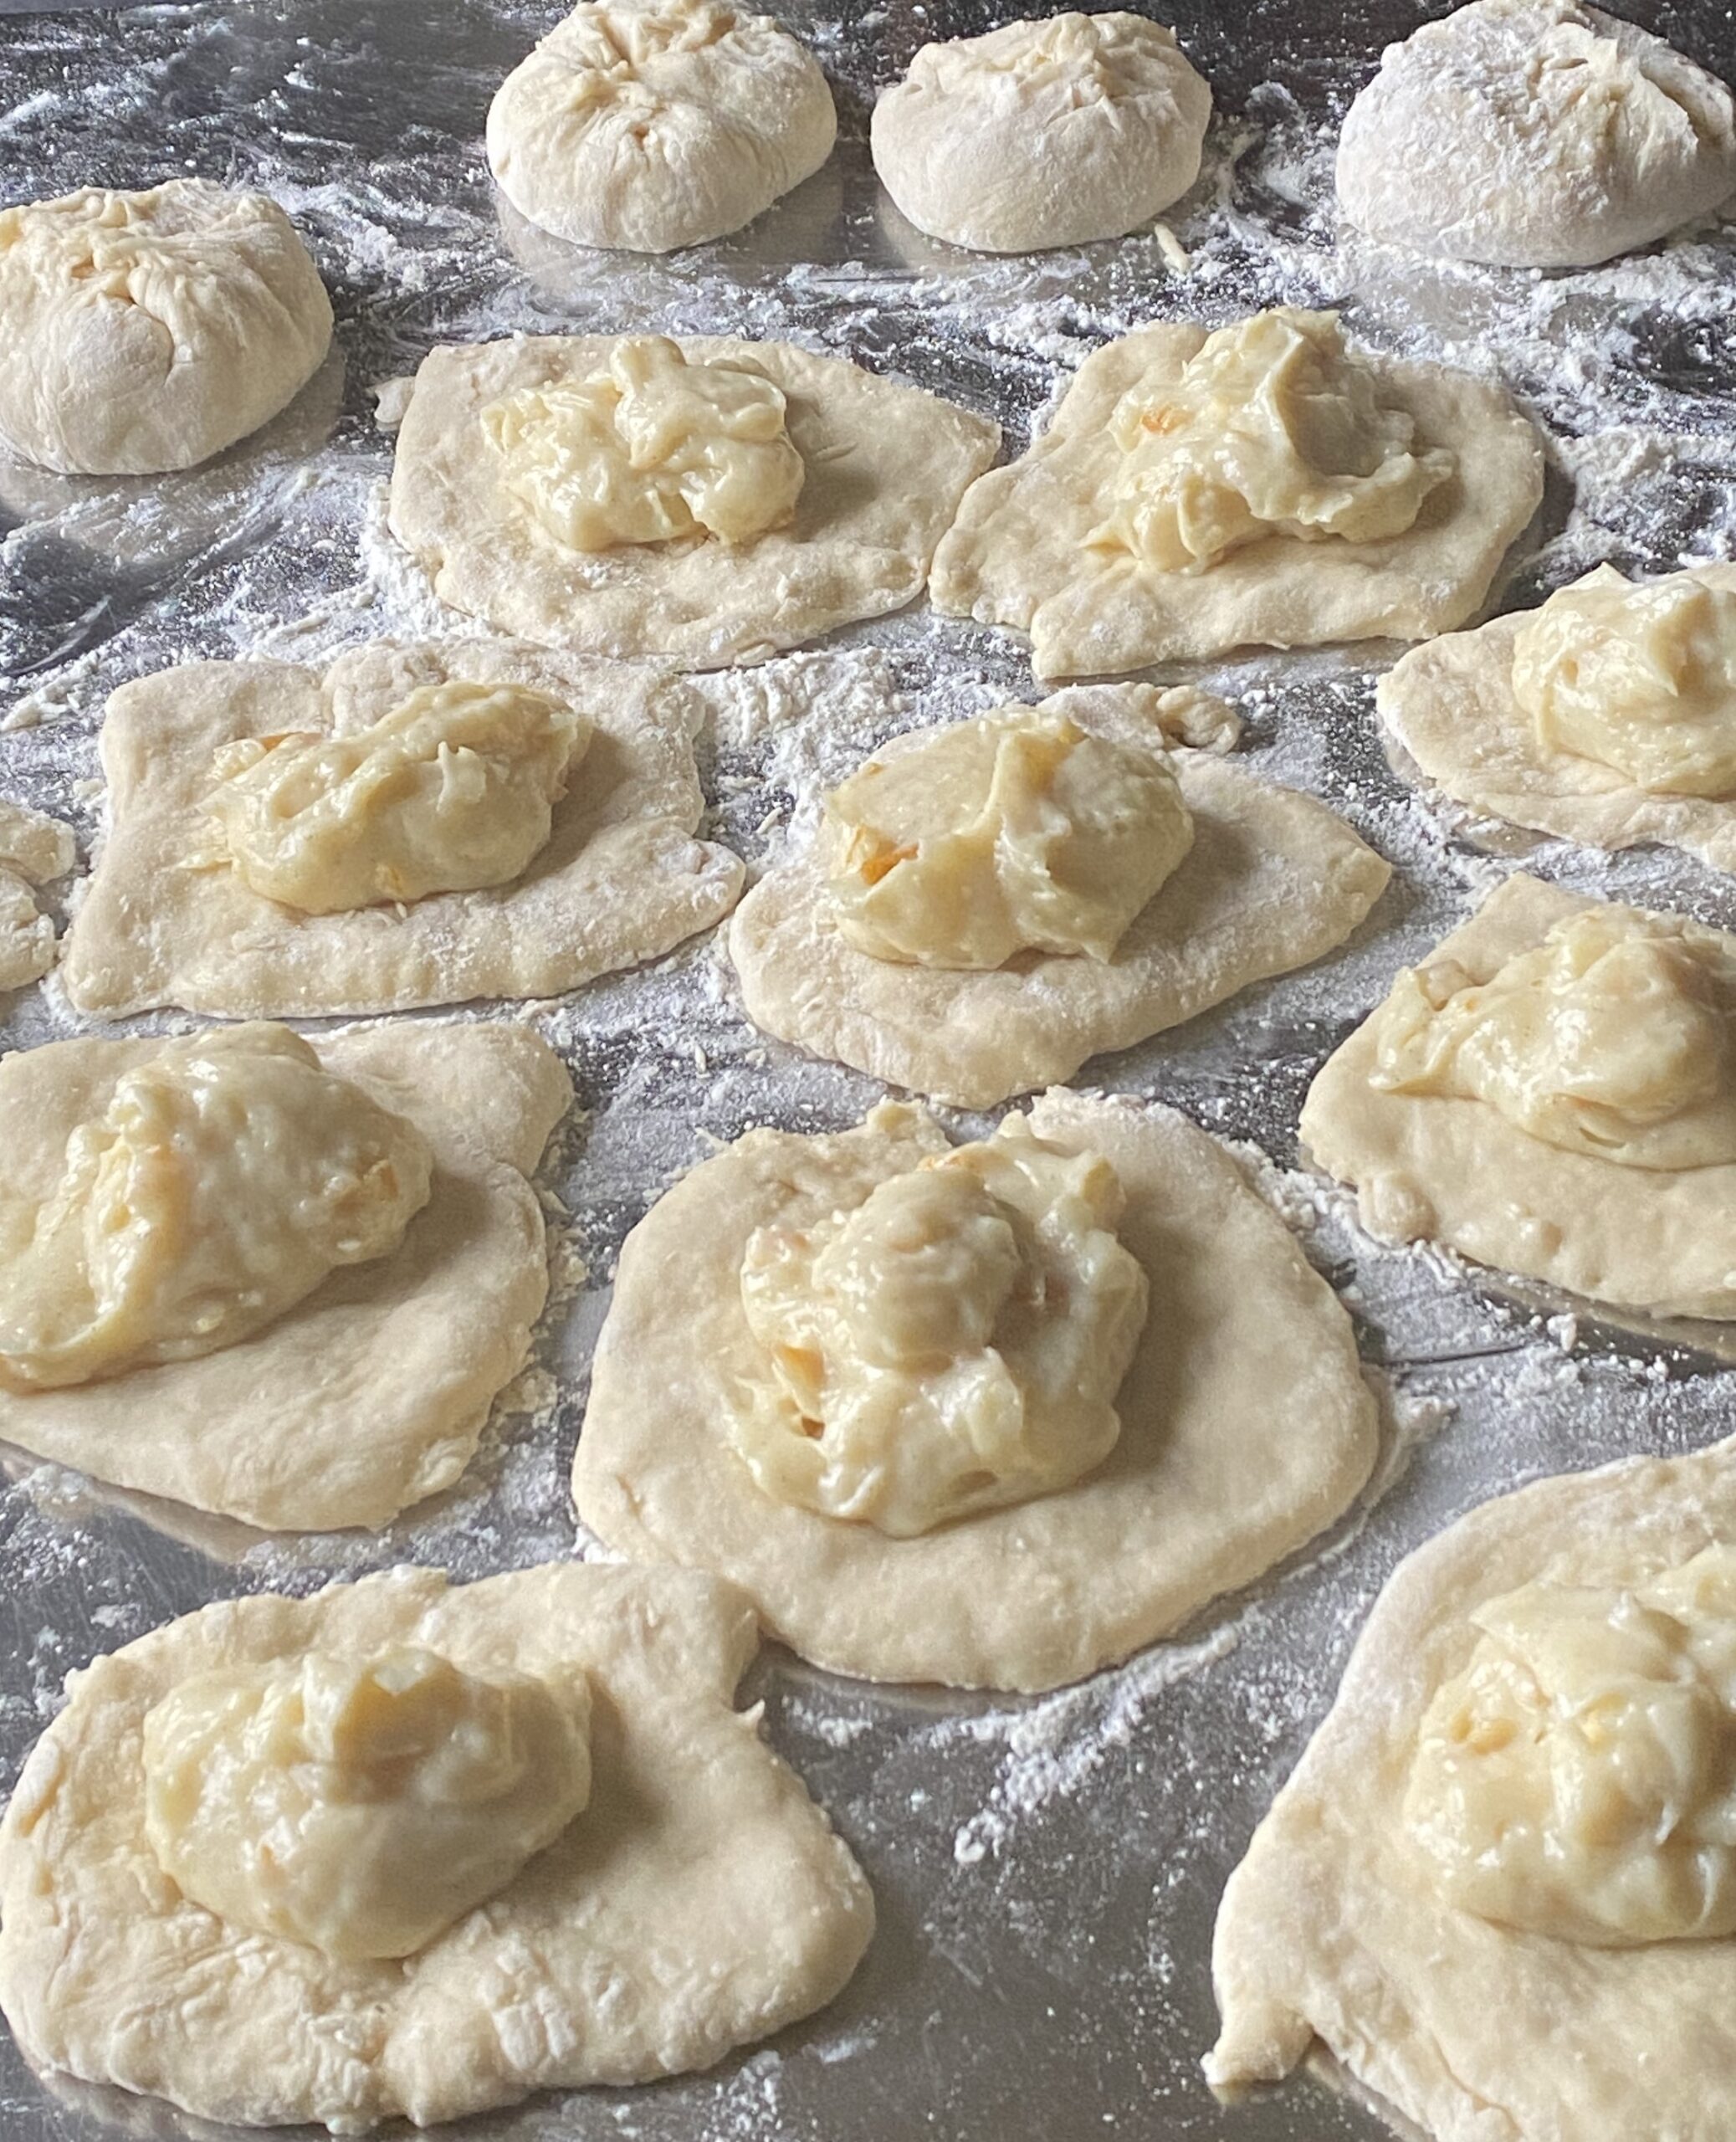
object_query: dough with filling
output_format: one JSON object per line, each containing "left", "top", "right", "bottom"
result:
{"left": 1379, "top": 563, "right": 1736, "bottom": 874}
{"left": 487, "top": 0, "right": 837, "bottom": 254}
{"left": 387, "top": 332, "right": 999, "bottom": 669}
{"left": 871, "top": 12, "right": 1211, "bottom": 253}
{"left": 0, "top": 795, "right": 74, "bottom": 992}
{"left": 729, "top": 684, "right": 1390, "bottom": 1109}
{"left": 1209, "top": 1431, "right": 1736, "bottom": 2141}
{"left": 0, "top": 1019, "right": 570, "bottom": 1530}
{"left": 575, "top": 1087, "right": 1378, "bottom": 1691}
{"left": 1337, "top": 0, "right": 1736, "bottom": 269}
{"left": 1302, "top": 872, "right": 1736, "bottom": 1319}
{"left": 0, "top": 180, "right": 332, "bottom": 475}
{"left": 0, "top": 1562, "right": 873, "bottom": 2129}
{"left": 929, "top": 309, "right": 1543, "bottom": 679}
{"left": 59, "top": 638, "right": 743, "bottom": 1017}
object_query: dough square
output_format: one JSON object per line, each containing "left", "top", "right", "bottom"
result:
{"left": 929, "top": 323, "right": 1544, "bottom": 679}
{"left": 387, "top": 334, "right": 1001, "bottom": 669}
{"left": 59, "top": 638, "right": 744, "bottom": 1018}
{"left": 1377, "top": 564, "right": 1736, "bottom": 874}
{"left": 575, "top": 1088, "right": 1379, "bottom": 1693}
{"left": 1301, "top": 872, "right": 1736, "bottom": 1320}
{"left": 728, "top": 684, "right": 1393, "bottom": 1109}
{"left": 1209, "top": 1436, "right": 1736, "bottom": 2140}
{"left": 0, "top": 1562, "right": 874, "bottom": 2130}
{"left": 0, "top": 1020, "right": 571, "bottom": 1531}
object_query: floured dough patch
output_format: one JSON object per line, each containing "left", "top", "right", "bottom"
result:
{"left": 575, "top": 1088, "right": 1378, "bottom": 1691}
{"left": 729, "top": 684, "right": 1390, "bottom": 1109}
{"left": 59, "top": 638, "right": 742, "bottom": 1018}
{"left": 0, "top": 1563, "right": 873, "bottom": 2129}
{"left": 0, "top": 793, "right": 73, "bottom": 992}
{"left": 929, "top": 315, "right": 1543, "bottom": 679}
{"left": 1379, "top": 563, "right": 1736, "bottom": 874}
{"left": 1303, "top": 873, "right": 1736, "bottom": 1319}
{"left": 388, "top": 333, "right": 999, "bottom": 669}
{"left": 1208, "top": 1433, "right": 1736, "bottom": 2141}
{"left": 0, "top": 1020, "right": 571, "bottom": 1530}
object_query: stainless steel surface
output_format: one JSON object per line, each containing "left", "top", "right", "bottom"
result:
{"left": 0, "top": 3, "right": 1734, "bottom": 2137}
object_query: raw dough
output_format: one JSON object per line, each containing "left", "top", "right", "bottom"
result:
{"left": 0, "top": 793, "right": 74, "bottom": 992}
{"left": 929, "top": 314, "right": 1543, "bottom": 679}
{"left": 59, "top": 639, "right": 744, "bottom": 1017}
{"left": 1337, "top": 0, "right": 1736, "bottom": 269}
{"left": 0, "top": 1020, "right": 571, "bottom": 1530}
{"left": 0, "top": 1562, "right": 873, "bottom": 2129}
{"left": 575, "top": 1088, "right": 1379, "bottom": 1691}
{"left": 387, "top": 333, "right": 1000, "bottom": 669}
{"left": 486, "top": 0, "right": 837, "bottom": 254}
{"left": 870, "top": 12, "right": 1211, "bottom": 253}
{"left": 1302, "top": 872, "right": 1736, "bottom": 1319}
{"left": 0, "top": 180, "right": 332, "bottom": 475}
{"left": 1379, "top": 562, "right": 1736, "bottom": 873}
{"left": 729, "top": 684, "right": 1391, "bottom": 1109}
{"left": 1207, "top": 1432, "right": 1736, "bottom": 2140}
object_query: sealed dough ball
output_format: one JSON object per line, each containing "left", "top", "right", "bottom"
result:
{"left": 486, "top": 0, "right": 837, "bottom": 254}
{"left": 870, "top": 11, "right": 1211, "bottom": 254}
{"left": 0, "top": 180, "right": 332, "bottom": 476}
{"left": 1337, "top": 0, "right": 1736, "bottom": 269}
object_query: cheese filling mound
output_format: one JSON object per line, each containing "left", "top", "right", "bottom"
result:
{"left": 144, "top": 1645, "right": 591, "bottom": 1960}
{"left": 1091, "top": 306, "right": 1455, "bottom": 575}
{"left": 481, "top": 335, "right": 804, "bottom": 552}
{"left": 727, "top": 1115, "right": 1149, "bottom": 1536}
{"left": 1370, "top": 905, "right": 1736, "bottom": 1171}
{"left": 823, "top": 708, "right": 1192, "bottom": 970}
{"left": 0, "top": 1024, "right": 432, "bottom": 1391}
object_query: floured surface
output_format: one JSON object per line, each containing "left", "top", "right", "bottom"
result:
{"left": 1, "top": 3, "right": 1735, "bottom": 2140}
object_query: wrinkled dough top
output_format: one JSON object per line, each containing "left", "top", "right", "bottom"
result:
{"left": 206, "top": 678, "right": 590, "bottom": 914}
{"left": 1089, "top": 308, "right": 1455, "bottom": 575}
{"left": 1406, "top": 1542, "right": 1736, "bottom": 1945}
{"left": 0, "top": 1023, "right": 432, "bottom": 1390}
{"left": 1370, "top": 904, "right": 1736, "bottom": 1171}
{"left": 822, "top": 706, "right": 1193, "bottom": 969}
{"left": 1514, "top": 564, "right": 1736, "bottom": 799}
{"left": 482, "top": 335, "right": 804, "bottom": 552}
{"left": 727, "top": 1111, "right": 1149, "bottom": 1536}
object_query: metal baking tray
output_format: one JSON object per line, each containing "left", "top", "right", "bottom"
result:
{"left": 1, "top": 2, "right": 1733, "bottom": 2136}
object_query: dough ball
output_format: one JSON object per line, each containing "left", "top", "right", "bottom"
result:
{"left": 871, "top": 11, "right": 1211, "bottom": 253}
{"left": 0, "top": 179, "right": 333, "bottom": 475}
{"left": 1337, "top": 0, "right": 1736, "bottom": 269}
{"left": 486, "top": 0, "right": 837, "bottom": 254}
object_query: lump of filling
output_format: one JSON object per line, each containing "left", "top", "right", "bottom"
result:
{"left": 0, "top": 1023, "right": 433, "bottom": 1391}
{"left": 144, "top": 1644, "right": 590, "bottom": 1960}
{"left": 727, "top": 1115, "right": 1149, "bottom": 1535}
{"left": 1370, "top": 904, "right": 1736, "bottom": 1170}
{"left": 1090, "top": 306, "right": 1455, "bottom": 575}
{"left": 823, "top": 708, "right": 1192, "bottom": 969}
{"left": 481, "top": 335, "right": 804, "bottom": 551}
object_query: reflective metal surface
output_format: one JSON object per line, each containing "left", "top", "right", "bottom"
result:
{"left": 0, "top": 3, "right": 1734, "bottom": 2138}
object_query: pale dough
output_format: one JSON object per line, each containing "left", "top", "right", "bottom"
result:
{"left": 870, "top": 12, "right": 1211, "bottom": 253}
{"left": 0, "top": 1562, "right": 873, "bottom": 2129}
{"left": 574, "top": 1088, "right": 1379, "bottom": 1692}
{"left": 59, "top": 639, "right": 743, "bottom": 1018}
{"left": 0, "top": 1021, "right": 570, "bottom": 1530}
{"left": 0, "top": 794, "right": 74, "bottom": 992}
{"left": 1378, "top": 563, "right": 1736, "bottom": 874}
{"left": 1337, "top": 0, "right": 1736, "bottom": 269}
{"left": 486, "top": 0, "right": 837, "bottom": 254}
{"left": 387, "top": 334, "right": 1000, "bottom": 669}
{"left": 728, "top": 684, "right": 1391, "bottom": 1109}
{"left": 1208, "top": 1432, "right": 1736, "bottom": 2140}
{"left": 1301, "top": 872, "right": 1736, "bottom": 1320}
{"left": 0, "top": 180, "right": 332, "bottom": 476}
{"left": 929, "top": 321, "right": 1544, "bottom": 680}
